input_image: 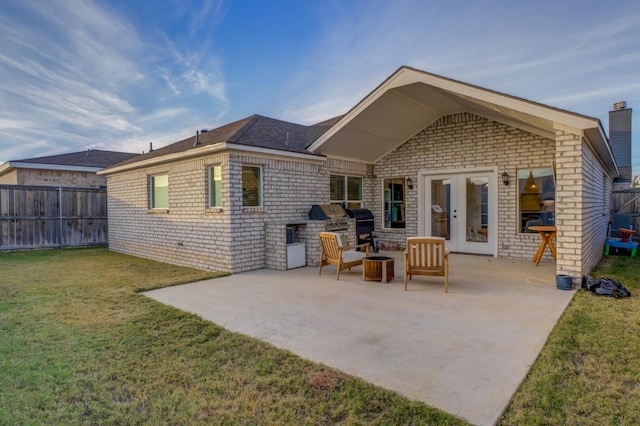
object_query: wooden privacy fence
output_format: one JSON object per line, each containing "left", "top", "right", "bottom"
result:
{"left": 611, "top": 188, "right": 640, "bottom": 230}
{"left": 0, "top": 185, "right": 107, "bottom": 250}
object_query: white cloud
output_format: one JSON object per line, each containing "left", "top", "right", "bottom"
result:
{"left": 0, "top": 0, "right": 229, "bottom": 162}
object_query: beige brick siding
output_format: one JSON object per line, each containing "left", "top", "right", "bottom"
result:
{"left": 577, "top": 136, "right": 611, "bottom": 277}
{"left": 372, "top": 113, "right": 556, "bottom": 261}
{"left": 106, "top": 112, "right": 610, "bottom": 278}
{"left": 107, "top": 153, "right": 234, "bottom": 272}
{"left": 106, "top": 152, "right": 346, "bottom": 273}
{"left": 7, "top": 169, "right": 107, "bottom": 187}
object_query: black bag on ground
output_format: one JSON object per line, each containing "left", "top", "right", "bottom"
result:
{"left": 581, "top": 276, "right": 632, "bottom": 298}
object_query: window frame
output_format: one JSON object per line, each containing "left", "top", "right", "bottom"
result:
{"left": 382, "top": 177, "right": 406, "bottom": 229}
{"left": 242, "top": 165, "right": 263, "bottom": 208}
{"left": 518, "top": 166, "right": 555, "bottom": 233}
{"left": 329, "top": 174, "right": 363, "bottom": 209}
{"left": 149, "top": 173, "right": 169, "bottom": 210}
{"left": 208, "top": 165, "right": 223, "bottom": 208}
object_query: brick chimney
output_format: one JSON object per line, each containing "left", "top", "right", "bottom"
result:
{"left": 609, "top": 101, "right": 632, "bottom": 186}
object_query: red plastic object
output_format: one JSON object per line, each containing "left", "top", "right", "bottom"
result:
{"left": 619, "top": 228, "right": 637, "bottom": 243}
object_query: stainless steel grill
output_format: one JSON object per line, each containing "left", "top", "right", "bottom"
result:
{"left": 308, "top": 204, "right": 349, "bottom": 231}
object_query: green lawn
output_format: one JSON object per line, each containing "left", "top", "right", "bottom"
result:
{"left": 500, "top": 255, "right": 640, "bottom": 425}
{"left": 2, "top": 248, "right": 638, "bottom": 425}
{"left": 0, "top": 248, "right": 463, "bottom": 425}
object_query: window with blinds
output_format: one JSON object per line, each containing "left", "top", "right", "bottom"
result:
{"left": 330, "top": 174, "right": 362, "bottom": 209}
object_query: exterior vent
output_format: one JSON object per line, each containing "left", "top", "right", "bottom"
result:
{"left": 613, "top": 101, "right": 627, "bottom": 111}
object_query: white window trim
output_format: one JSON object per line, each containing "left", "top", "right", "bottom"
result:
{"left": 382, "top": 177, "right": 406, "bottom": 229}
{"left": 208, "top": 165, "right": 223, "bottom": 208}
{"left": 149, "top": 173, "right": 169, "bottom": 211}
{"left": 330, "top": 174, "right": 363, "bottom": 208}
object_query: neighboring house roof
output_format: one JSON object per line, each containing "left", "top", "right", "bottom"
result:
{"left": 102, "top": 115, "right": 335, "bottom": 174}
{"left": 0, "top": 149, "right": 139, "bottom": 175}
{"left": 308, "top": 66, "right": 617, "bottom": 175}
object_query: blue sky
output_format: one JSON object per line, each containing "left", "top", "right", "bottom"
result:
{"left": 1, "top": 0, "right": 639, "bottom": 173}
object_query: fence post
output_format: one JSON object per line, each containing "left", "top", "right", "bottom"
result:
{"left": 58, "top": 186, "right": 63, "bottom": 248}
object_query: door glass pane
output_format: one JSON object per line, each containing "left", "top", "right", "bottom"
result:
{"left": 383, "top": 178, "right": 406, "bottom": 228}
{"left": 430, "top": 179, "right": 450, "bottom": 239}
{"left": 466, "top": 177, "right": 488, "bottom": 243}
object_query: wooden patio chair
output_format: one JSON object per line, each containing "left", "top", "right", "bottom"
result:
{"left": 404, "top": 237, "right": 450, "bottom": 292}
{"left": 318, "top": 232, "right": 369, "bottom": 280}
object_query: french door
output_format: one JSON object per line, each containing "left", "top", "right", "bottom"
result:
{"left": 423, "top": 171, "right": 496, "bottom": 255}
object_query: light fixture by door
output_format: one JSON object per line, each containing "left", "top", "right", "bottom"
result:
{"left": 502, "top": 171, "right": 510, "bottom": 186}
{"left": 406, "top": 177, "right": 414, "bottom": 189}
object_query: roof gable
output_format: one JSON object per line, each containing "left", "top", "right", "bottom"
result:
{"left": 308, "top": 66, "right": 614, "bottom": 171}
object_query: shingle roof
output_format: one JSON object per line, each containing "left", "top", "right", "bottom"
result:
{"left": 109, "top": 114, "right": 341, "bottom": 170}
{"left": 15, "top": 149, "right": 139, "bottom": 168}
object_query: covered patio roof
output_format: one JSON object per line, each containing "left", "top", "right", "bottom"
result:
{"left": 309, "top": 66, "right": 618, "bottom": 175}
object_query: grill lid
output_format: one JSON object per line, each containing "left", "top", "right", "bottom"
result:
{"left": 308, "top": 204, "right": 348, "bottom": 220}
{"left": 346, "top": 208, "right": 374, "bottom": 220}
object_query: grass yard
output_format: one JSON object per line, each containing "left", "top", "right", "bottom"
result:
{"left": 0, "top": 248, "right": 463, "bottom": 425}
{"left": 500, "top": 255, "right": 640, "bottom": 425}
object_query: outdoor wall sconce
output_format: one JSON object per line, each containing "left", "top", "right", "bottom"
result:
{"left": 406, "top": 177, "right": 414, "bottom": 189}
{"left": 502, "top": 171, "right": 510, "bottom": 186}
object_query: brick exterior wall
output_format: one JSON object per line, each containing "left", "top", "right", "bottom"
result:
{"left": 4, "top": 169, "right": 107, "bottom": 187}
{"left": 553, "top": 130, "right": 611, "bottom": 279}
{"left": 371, "top": 113, "right": 557, "bottom": 261}
{"left": 106, "top": 112, "right": 611, "bottom": 279}
{"left": 106, "top": 152, "right": 359, "bottom": 273}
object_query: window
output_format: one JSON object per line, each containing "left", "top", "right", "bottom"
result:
{"left": 330, "top": 174, "right": 363, "bottom": 208}
{"left": 383, "top": 178, "right": 406, "bottom": 228}
{"left": 518, "top": 167, "right": 555, "bottom": 232}
{"left": 149, "top": 174, "right": 168, "bottom": 209}
{"left": 242, "top": 166, "right": 262, "bottom": 207}
{"left": 209, "top": 165, "right": 222, "bottom": 207}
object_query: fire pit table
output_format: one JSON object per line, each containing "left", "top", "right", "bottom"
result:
{"left": 363, "top": 256, "right": 395, "bottom": 284}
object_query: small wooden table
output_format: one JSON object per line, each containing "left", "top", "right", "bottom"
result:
{"left": 528, "top": 225, "right": 557, "bottom": 266}
{"left": 363, "top": 256, "right": 395, "bottom": 283}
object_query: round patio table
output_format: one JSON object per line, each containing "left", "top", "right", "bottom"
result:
{"left": 528, "top": 225, "right": 557, "bottom": 266}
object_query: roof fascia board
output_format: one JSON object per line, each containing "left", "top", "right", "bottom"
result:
{"left": 99, "top": 143, "right": 325, "bottom": 175}
{"left": 224, "top": 143, "right": 326, "bottom": 163}
{"left": 308, "top": 67, "right": 410, "bottom": 151}
{"left": 98, "top": 143, "right": 228, "bottom": 174}
{"left": 400, "top": 67, "right": 602, "bottom": 130}
{"left": 584, "top": 128, "right": 620, "bottom": 177}
{"left": 0, "top": 162, "right": 12, "bottom": 175}
{"left": 5, "top": 162, "right": 102, "bottom": 173}
{"left": 552, "top": 123, "right": 619, "bottom": 177}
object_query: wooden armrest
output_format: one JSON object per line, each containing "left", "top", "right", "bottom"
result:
{"left": 345, "top": 242, "right": 370, "bottom": 253}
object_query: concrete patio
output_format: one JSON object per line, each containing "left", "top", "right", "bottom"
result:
{"left": 144, "top": 251, "right": 575, "bottom": 426}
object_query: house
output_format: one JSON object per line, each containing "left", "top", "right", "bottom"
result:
{"left": 99, "top": 66, "right": 624, "bottom": 281}
{"left": 0, "top": 149, "right": 139, "bottom": 188}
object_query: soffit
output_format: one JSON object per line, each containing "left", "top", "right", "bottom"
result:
{"left": 310, "top": 67, "right": 608, "bottom": 166}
